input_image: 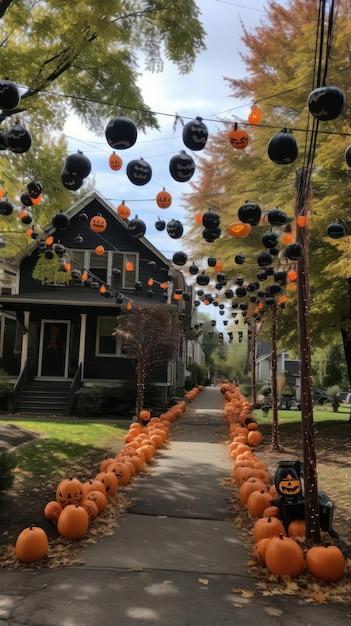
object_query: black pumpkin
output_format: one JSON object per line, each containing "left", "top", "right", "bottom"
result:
{"left": 126, "top": 157, "right": 152, "bottom": 186}
{"left": 166, "top": 219, "right": 183, "bottom": 239}
{"left": 264, "top": 295, "right": 275, "bottom": 306}
{"left": 285, "top": 242, "right": 303, "bottom": 260}
{"left": 0, "top": 131, "right": 7, "bottom": 150}
{"left": 105, "top": 115, "right": 138, "bottom": 149}
{"left": 207, "top": 256, "right": 217, "bottom": 267}
{"left": 196, "top": 273, "right": 210, "bottom": 286}
{"left": 0, "top": 199, "right": 13, "bottom": 216}
{"left": 20, "top": 211, "right": 32, "bottom": 224}
{"left": 7, "top": 123, "right": 32, "bottom": 153}
{"left": 238, "top": 201, "right": 261, "bottom": 226}
{"left": 65, "top": 151, "right": 91, "bottom": 178}
{"left": 308, "top": 86, "right": 345, "bottom": 121}
{"left": 267, "top": 128, "right": 298, "bottom": 165}
{"left": 268, "top": 283, "right": 282, "bottom": 294}
{"left": 202, "top": 210, "right": 220, "bottom": 229}
{"left": 234, "top": 253, "right": 245, "bottom": 265}
{"left": 169, "top": 150, "right": 195, "bottom": 182}
{"left": 327, "top": 222, "right": 346, "bottom": 239}
{"left": 189, "top": 262, "right": 199, "bottom": 275}
{"left": 172, "top": 251, "right": 187, "bottom": 266}
{"left": 267, "top": 207, "right": 288, "bottom": 226}
{"left": 182, "top": 116, "right": 208, "bottom": 151}
{"left": 262, "top": 231, "right": 279, "bottom": 249}
{"left": 345, "top": 146, "right": 351, "bottom": 168}
{"left": 257, "top": 251, "right": 272, "bottom": 267}
{"left": 27, "top": 180, "right": 43, "bottom": 199}
{"left": 203, "top": 226, "right": 221, "bottom": 242}
{"left": 274, "top": 270, "right": 287, "bottom": 285}
{"left": 61, "top": 169, "right": 83, "bottom": 190}
{"left": 52, "top": 211, "right": 70, "bottom": 230}
{"left": 0, "top": 79, "right": 21, "bottom": 110}
{"left": 225, "top": 289, "right": 234, "bottom": 298}
{"left": 155, "top": 218, "right": 166, "bottom": 231}
{"left": 236, "top": 286, "right": 247, "bottom": 297}
{"left": 127, "top": 216, "right": 146, "bottom": 238}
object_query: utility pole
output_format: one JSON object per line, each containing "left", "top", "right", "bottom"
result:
{"left": 295, "top": 166, "right": 321, "bottom": 542}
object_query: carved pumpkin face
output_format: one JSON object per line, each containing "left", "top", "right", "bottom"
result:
{"left": 105, "top": 115, "right": 138, "bottom": 149}
{"left": 90, "top": 214, "right": 107, "bottom": 233}
{"left": 117, "top": 203, "right": 131, "bottom": 219}
{"left": 166, "top": 219, "right": 183, "bottom": 239}
{"left": 156, "top": 188, "right": 172, "bottom": 208}
{"left": 126, "top": 157, "right": 152, "bottom": 186}
{"left": 182, "top": 116, "right": 208, "bottom": 151}
{"left": 227, "top": 222, "right": 252, "bottom": 238}
{"left": 275, "top": 461, "right": 302, "bottom": 500}
{"left": 169, "top": 150, "right": 195, "bottom": 182}
{"left": 228, "top": 126, "right": 249, "bottom": 149}
{"left": 109, "top": 152, "right": 123, "bottom": 171}
{"left": 56, "top": 478, "right": 84, "bottom": 507}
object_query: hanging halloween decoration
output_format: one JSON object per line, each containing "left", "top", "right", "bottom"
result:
{"left": 248, "top": 103, "right": 261, "bottom": 125}
{"left": 0, "top": 131, "right": 7, "bottom": 150}
{"left": 267, "top": 128, "right": 298, "bottom": 164}
{"left": 238, "top": 201, "right": 261, "bottom": 226}
{"left": 189, "top": 262, "right": 199, "bottom": 275}
{"left": 0, "top": 79, "right": 21, "bottom": 110}
{"left": 228, "top": 123, "right": 249, "bottom": 149}
{"left": 20, "top": 192, "right": 33, "bottom": 206}
{"left": 27, "top": 180, "right": 43, "bottom": 200}
{"left": 90, "top": 214, "right": 107, "bottom": 233}
{"left": 262, "top": 231, "right": 279, "bottom": 248}
{"left": 202, "top": 210, "right": 220, "bottom": 229}
{"left": 227, "top": 222, "right": 251, "bottom": 238}
{"left": 105, "top": 115, "right": 138, "bottom": 149}
{"left": 182, "top": 116, "right": 208, "bottom": 151}
{"left": 61, "top": 170, "right": 83, "bottom": 190}
{"left": 65, "top": 151, "right": 92, "bottom": 179}
{"left": 203, "top": 227, "right": 221, "bottom": 242}
{"left": 126, "top": 157, "right": 152, "bottom": 186}
{"left": 117, "top": 202, "right": 131, "bottom": 219}
{"left": 327, "top": 222, "right": 346, "bottom": 238}
{"left": 234, "top": 253, "right": 245, "bottom": 265}
{"left": 156, "top": 188, "right": 172, "bottom": 208}
{"left": 267, "top": 207, "right": 288, "bottom": 226}
{"left": 285, "top": 242, "right": 303, "bottom": 260}
{"left": 345, "top": 146, "right": 351, "bottom": 167}
{"left": 308, "top": 86, "right": 345, "bottom": 121}
{"left": 127, "top": 215, "right": 146, "bottom": 238}
{"left": 196, "top": 273, "right": 210, "bottom": 286}
{"left": 95, "top": 245, "right": 105, "bottom": 255}
{"left": 108, "top": 151, "right": 123, "bottom": 171}
{"left": 0, "top": 199, "right": 13, "bottom": 216}
{"left": 207, "top": 256, "right": 217, "bottom": 267}
{"left": 257, "top": 251, "right": 272, "bottom": 267}
{"left": 7, "top": 122, "right": 32, "bottom": 153}
{"left": 172, "top": 251, "right": 187, "bottom": 266}
{"left": 155, "top": 217, "right": 166, "bottom": 231}
{"left": 169, "top": 150, "right": 195, "bottom": 182}
{"left": 52, "top": 211, "right": 69, "bottom": 230}
{"left": 166, "top": 219, "right": 183, "bottom": 239}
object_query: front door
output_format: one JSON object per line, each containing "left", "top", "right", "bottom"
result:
{"left": 38, "top": 320, "right": 70, "bottom": 377}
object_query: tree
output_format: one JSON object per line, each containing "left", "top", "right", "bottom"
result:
{"left": 113, "top": 304, "right": 180, "bottom": 419}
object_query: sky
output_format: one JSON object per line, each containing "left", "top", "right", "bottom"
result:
{"left": 64, "top": 0, "right": 272, "bottom": 259}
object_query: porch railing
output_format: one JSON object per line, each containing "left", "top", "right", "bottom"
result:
{"left": 69, "top": 362, "right": 82, "bottom": 413}
{"left": 8, "top": 359, "right": 33, "bottom": 413}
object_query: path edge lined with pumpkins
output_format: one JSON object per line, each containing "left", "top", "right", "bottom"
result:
{"left": 222, "top": 382, "right": 351, "bottom": 602}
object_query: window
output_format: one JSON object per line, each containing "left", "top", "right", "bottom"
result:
{"left": 69, "top": 250, "right": 138, "bottom": 290}
{"left": 96, "top": 316, "right": 129, "bottom": 357}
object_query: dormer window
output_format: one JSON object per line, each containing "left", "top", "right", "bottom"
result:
{"left": 71, "top": 250, "right": 138, "bottom": 289}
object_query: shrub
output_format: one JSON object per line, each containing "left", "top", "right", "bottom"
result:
{"left": 186, "top": 362, "right": 208, "bottom": 388}
{"left": 73, "top": 384, "right": 135, "bottom": 417}
{"left": 0, "top": 369, "right": 12, "bottom": 409}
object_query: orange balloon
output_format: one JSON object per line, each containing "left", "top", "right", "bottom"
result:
{"left": 227, "top": 222, "right": 252, "bottom": 238}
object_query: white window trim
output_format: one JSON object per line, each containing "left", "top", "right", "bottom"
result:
{"left": 73, "top": 250, "right": 139, "bottom": 289}
{"left": 96, "top": 316, "right": 129, "bottom": 358}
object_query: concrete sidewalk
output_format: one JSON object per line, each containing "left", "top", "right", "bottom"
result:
{"left": 0, "top": 388, "right": 349, "bottom": 625}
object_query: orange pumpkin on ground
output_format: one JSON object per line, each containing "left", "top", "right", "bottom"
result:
{"left": 57, "top": 504, "right": 90, "bottom": 540}
{"left": 265, "top": 534, "right": 305, "bottom": 577}
{"left": 44, "top": 500, "right": 62, "bottom": 521}
{"left": 253, "top": 516, "right": 287, "bottom": 543}
{"left": 305, "top": 545, "right": 345, "bottom": 582}
{"left": 15, "top": 525, "right": 49, "bottom": 563}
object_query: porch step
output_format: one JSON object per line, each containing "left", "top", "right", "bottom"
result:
{"left": 13, "top": 380, "right": 73, "bottom": 416}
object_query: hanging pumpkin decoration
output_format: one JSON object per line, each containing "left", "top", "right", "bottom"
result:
{"left": 308, "top": 86, "right": 345, "bottom": 121}
{"left": 228, "top": 123, "right": 249, "bottom": 149}
{"left": 235, "top": 253, "right": 245, "bottom": 265}
{"left": 61, "top": 169, "right": 83, "bottom": 190}
{"left": 117, "top": 202, "right": 131, "bottom": 219}
{"left": 169, "top": 150, "right": 195, "bottom": 182}
{"left": 155, "top": 217, "right": 166, "bottom": 231}
{"left": 125, "top": 261, "right": 134, "bottom": 271}
{"left": 173, "top": 289, "right": 183, "bottom": 300}
{"left": 64, "top": 150, "right": 92, "bottom": 179}
{"left": 189, "top": 262, "right": 198, "bottom": 275}
{"left": 195, "top": 212, "right": 204, "bottom": 224}
{"left": 52, "top": 211, "right": 70, "bottom": 230}
{"left": 267, "top": 207, "right": 288, "bottom": 226}
{"left": 248, "top": 103, "right": 261, "bottom": 125}
{"left": 108, "top": 151, "right": 123, "bottom": 171}
{"left": 227, "top": 222, "right": 251, "bottom": 238}
{"left": 267, "top": 128, "right": 298, "bottom": 165}
{"left": 0, "top": 199, "right": 13, "bottom": 216}
{"left": 156, "top": 188, "right": 172, "bottom": 208}
{"left": 127, "top": 215, "right": 146, "bottom": 238}
{"left": 182, "top": 116, "right": 208, "bottom": 151}
{"left": 262, "top": 231, "right": 279, "bottom": 249}
{"left": 345, "top": 145, "right": 351, "bottom": 167}
{"left": 172, "top": 251, "right": 187, "bottom": 266}
{"left": 7, "top": 122, "right": 32, "bottom": 153}
{"left": 27, "top": 180, "right": 43, "bottom": 200}
{"left": 166, "top": 219, "right": 183, "bottom": 239}
{"left": 20, "top": 192, "right": 33, "bottom": 207}
{"left": 327, "top": 222, "right": 346, "bottom": 239}
{"left": 238, "top": 201, "right": 261, "bottom": 226}
{"left": 105, "top": 115, "right": 138, "bottom": 149}
{"left": 0, "top": 79, "right": 21, "bottom": 110}
{"left": 285, "top": 242, "right": 303, "bottom": 260}
{"left": 15, "top": 525, "right": 48, "bottom": 563}
{"left": 196, "top": 273, "right": 210, "bottom": 286}
{"left": 296, "top": 215, "right": 308, "bottom": 227}
{"left": 126, "top": 157, "right": 152, "bottom": 186}
{"left": 90, "top": 213, "right": 107, "bottom": 233}
{"left": 95, "top": 245, "right": 105, "bottom": 255}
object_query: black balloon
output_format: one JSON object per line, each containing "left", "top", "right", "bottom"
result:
{"left": 169, "top": 150, "right": 195, "bottom": 182}
{"left": 128, "top": 216, "right": 146, "bottom": 238}
{"left": 65, "top": 151, "right": 91, "bottom": 178}
{"left": 105, "top": 115, "right": 138, "bottom": 149}
{"left": 238, "top": 201, "right": 261, "bottom": 225}
{"left": 7, "top": 123, "right": 32, "bottom": 153}
{"left": 308, "top": 86, "right": 345, "bottom": 121}
{"left": 327, "top": 222, "right": 346, "bottom": 239}
{"left": 126, "top": 157, "right": 152, "bottom": 186}
{"left": 267, "top": 129, "right": 298, "bottom": 165}
{"left": 182, "top": 116, "right": 208, "bottom": 151}
{"left": 166, "top": 219, "right": 183, "bottom": 239}
{"left": 0, "top": 79, "right": 21, "bottom": 110}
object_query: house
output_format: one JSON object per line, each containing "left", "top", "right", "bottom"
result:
{"left": 0, "top": 190, "right": 204, "bottom": 415}
{"left": 255, "top": 341, "right": 291, "bottom": 386}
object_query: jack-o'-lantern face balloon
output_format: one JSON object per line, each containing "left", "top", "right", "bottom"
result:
{"left": 90, "top": 214, "right": 107, "bottom": 233}
{"left": 156, "top": 188, "right": 172, "bottom": 209}
{"left": 228, "top": 125, "right": 249, "bottom": 149}
{"left": 109, "top": 152, "right": 123, "bottom": 171}
{"left": 182, "top": 116, "right": 208, "bottom": 151}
